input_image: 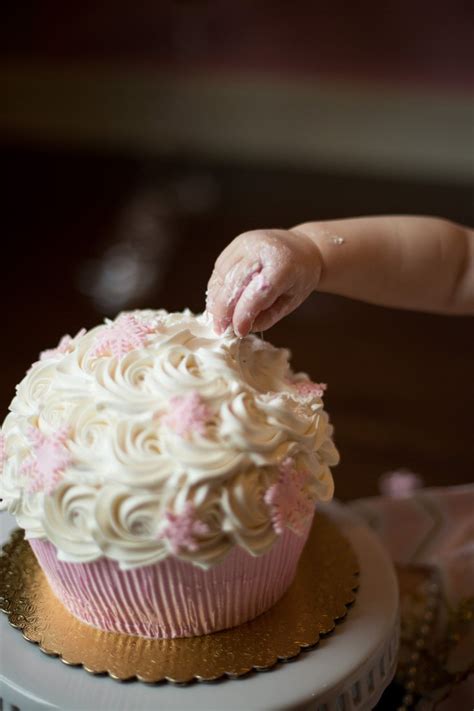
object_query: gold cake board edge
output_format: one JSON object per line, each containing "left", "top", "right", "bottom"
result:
{"left": 0, "top": 511, "right": 359, "bottom": 684}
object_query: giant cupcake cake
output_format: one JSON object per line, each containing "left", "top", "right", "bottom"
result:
{"left": 0, "top": 310, "right": 339, "bottom": 638}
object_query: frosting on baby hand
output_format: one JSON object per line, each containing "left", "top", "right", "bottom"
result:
{"left": 206, "top": 229, "right": 322, "bottom": 337}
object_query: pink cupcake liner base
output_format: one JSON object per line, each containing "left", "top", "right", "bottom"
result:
{"left": 29, "top": 525, "right": 310, "bottom": 639}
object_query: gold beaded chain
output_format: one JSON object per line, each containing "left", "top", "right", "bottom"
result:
{"left": 396, "top": 579, "right": 440, "bottom": 711}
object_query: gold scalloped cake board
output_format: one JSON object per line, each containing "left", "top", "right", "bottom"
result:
{"left": 0, "top": 512, "right": 359, "bottom": 684}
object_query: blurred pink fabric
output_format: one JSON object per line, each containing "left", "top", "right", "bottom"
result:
{"left": 351, "top": 478, "right": 474, "bottom": 708}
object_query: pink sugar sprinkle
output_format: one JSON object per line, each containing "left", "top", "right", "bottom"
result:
{"left": 40, "top": 328, "right": 86, "bottom": 361}
{"left": 264, "top": 457, "right": 314, "bottom": 536}
{"left": 162, "top": 391, "right": 212, "bottom": 437}
{"left": 90, "top": 314, "right": 156, "bottom": 360}
{"left": 293, "top": 380, "right": 327, "bottom": 399}
{"left": 159, "top": 502, "right": 210, "bottom": 555}
{"left": 20, "top": 426, "right": 71, "bottom": 495}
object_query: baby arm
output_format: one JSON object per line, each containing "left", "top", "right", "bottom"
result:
{"left": 206, "top": 216, "right": 474, "bottom": 337}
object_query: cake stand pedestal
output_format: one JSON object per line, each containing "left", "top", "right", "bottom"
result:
{"left": 0, "top": 502, "right": 399, "bottom": 711}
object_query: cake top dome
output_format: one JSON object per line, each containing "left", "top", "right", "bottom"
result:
{"left": 0, "top": 310, "right": 338, "bottom": 569}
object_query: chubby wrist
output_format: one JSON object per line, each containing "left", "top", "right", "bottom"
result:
{"left": 288, "top": 225, "right": 326, "bottom": 292}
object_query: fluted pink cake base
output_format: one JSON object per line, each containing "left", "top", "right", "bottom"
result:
{"left": 29, "top": 525, "right": 310, "bottom": 639}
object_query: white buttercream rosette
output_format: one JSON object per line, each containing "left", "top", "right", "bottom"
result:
{"left": 0, "top": 310, "right": 338, "bottom": 569}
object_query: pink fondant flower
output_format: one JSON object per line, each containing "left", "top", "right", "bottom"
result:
{"left": 90, "top": 314, "right": 155, "bottom": 359}
{"left": 0, "top": 433, "right": 5, "bottom": 473}
{"left": 162, "top": 391, "right": 212, "bottom": 437}
{"left": 40, "top": 328, "right": 86, "bottom": 361}
{"left": 293, "top": 380, "right": 327, "bottom": 399}
{"left": 379, "top": 468, "right": 423, "bottom": 498}
{"left": 159, "top": 502, "right": 209, "bottom": 554}
{"left": 264, "top": 457, "right": 314, "bottom": 535}
{"left": 20, "top": 426, "right": 71, "bottom": 495}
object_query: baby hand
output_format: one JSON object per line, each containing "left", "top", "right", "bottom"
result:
{"left": 206, "top": 229, "right": 322, "bottom": 337}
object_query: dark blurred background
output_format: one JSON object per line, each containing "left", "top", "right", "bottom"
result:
{"left": 1, "top": 1, "right": 473, "bottom": 504}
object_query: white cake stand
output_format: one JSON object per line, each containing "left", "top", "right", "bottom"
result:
{"left": 0, "top": 502, "right": 399, "bottom": 711}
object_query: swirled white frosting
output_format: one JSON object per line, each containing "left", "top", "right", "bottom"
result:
{"left": 0, "top": 310, "right": 339, "bottom": 569}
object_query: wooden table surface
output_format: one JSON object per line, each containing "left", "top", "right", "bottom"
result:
{"left": 2, "top": 146, "right": 473, "bottom": 501}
